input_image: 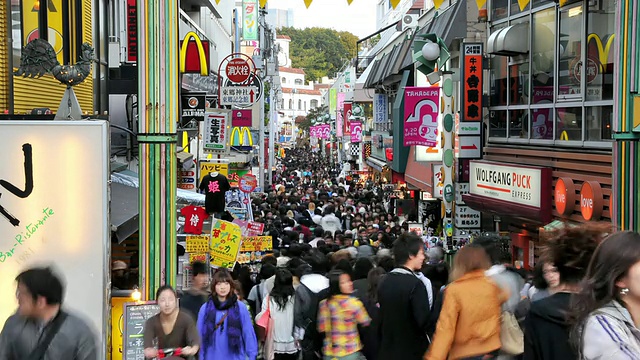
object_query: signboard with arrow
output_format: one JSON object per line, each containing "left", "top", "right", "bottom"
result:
{"left": 456, "top": 135, "right": 481, "bottom": 159}
{"left": 220, "top": 86, "right": 258, "bottom": 106}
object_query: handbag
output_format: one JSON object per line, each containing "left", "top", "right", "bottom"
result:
{"left": 255, "top": 295, "right": 271, "bottom": 341}
{"left": 500, "top": 311, "right": 524, "bottom": 355}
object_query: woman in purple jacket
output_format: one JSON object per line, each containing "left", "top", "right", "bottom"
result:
{"left": 197, "top": 268, "right": 258, "bottom": 360}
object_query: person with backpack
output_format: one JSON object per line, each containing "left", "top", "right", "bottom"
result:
{"left": 294, "top": 252, "right": 330, "bottom": 360}
{"left": 0, "top": 267, "right": 98, "bottom": 360}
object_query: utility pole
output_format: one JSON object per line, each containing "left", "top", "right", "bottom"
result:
{"left": 258, "top": 9, "right": 266, "bottom": 192}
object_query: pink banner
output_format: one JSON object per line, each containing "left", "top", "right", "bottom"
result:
{"left": 403, "top": 87, "right": 440, "bottom": 147}
{"left": 319, "top": 124, "right": 331, "bottom": 139}
{"left": 309, "top": 125, "right": 318, "bottom": 138}
{"left": 350, "top": 121, "right": 363, "bottom": 143}
{"left": 336, "top": 93, "right": 345, "bottom": 137}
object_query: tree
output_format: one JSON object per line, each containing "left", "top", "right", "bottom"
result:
{"left": 299, "top": 105, "right": 328, "bottom": 133}
{"left": 277, "top": 27, "right": 357, "bottom": 82}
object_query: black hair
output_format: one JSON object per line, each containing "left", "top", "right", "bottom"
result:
{"left": 259, "top": 264, "right": 277, "bottom": 281}
{"left": 392, "top": 232, "right": 424, "bottom": 266}
{"left": 333, "top": 259, "right": 353, "bottom": 277}
{"left": 305, "top": 250, "right": 330, "bottom": 275}
{"left": 531, "top": 261, "right": 549, "bottom": 290}
{"left": 262, "top": 255, "right": 278, "bottom": 267}
{"left": 353, "top": 257, "right": 374, "bottom": 280}
{"left": 377, "top": 256, "right": 396, "bottom": 273}
{"left": 367, "top": 267, "right": 386, "bottom": 303}
{"left": 270, "top": 268, "right": 295, "bottom": 310}
{"left": 16, "top": 267, "right": 65, "bottom": 305}
{"left": 155, "top": 285, "right": 177, "bottom": 300}
{"left": 192, "top": 261, "right": 208, "bottom": 277}
{"left": 327, "top": 269, "right": 350, "bottom": 298}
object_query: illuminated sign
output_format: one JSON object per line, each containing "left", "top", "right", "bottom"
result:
{"left": 461, "top": 43, "right": 484, "bottom": 122}
{"left": 230, "top": 127, "right": 254, "bottom": 146}
{"left": 180, "top": 31, "right": 210, "bottom": 76}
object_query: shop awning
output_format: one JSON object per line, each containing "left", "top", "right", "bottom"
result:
{"left": 110, "top": 182, "right": 139, "bottom": 244}
{"left": 416, "top": 1, "right": 467, "bottom": 50}
{"left": 366, "top": 157, "right": 388, "bottom": 172}
{"left": 404, "top": 146, "right": 434, "bottom": 191}
{"left": 365, "top": 34, "right": 414, "bottom": 88}
{"left": 462, "top": 193, "right": 553, "bottom": 224}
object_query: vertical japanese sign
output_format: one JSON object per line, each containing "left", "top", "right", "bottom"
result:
{"left": 242, "top": 0, "right": 258, "bottom": 40}
{"left": 403, "top": 87, "right": 440, "bottom": 147}
{"left": 202, "top": 111, "right": 229, "bottom": 154}
{"left": 336, "top": 92, "right": 345, "bottom": 137}
{"left": 209, "top": 220, "right": 242, "bottom": 269}
{"left": 343, "top": 102, "right": 352, "bottom": 135}
{"left": 22, "top": 0, "right": 65, "bottom": 64}
{"left": 374, "top": 94, "right": 388, "bottom": 124}
{"left": 350, "top": 122, "right": 363, "bottom": 143}
{"left": 127, "top": 0, "right": 137, "bottom": 62}
{"left": 461, "top": 43, "right": 484, "bottom": 122}
{"left": 329, "top": 88, "right": 337, "bottom": 113}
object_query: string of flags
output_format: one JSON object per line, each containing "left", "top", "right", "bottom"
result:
{"left": 216, "top": 0, "right": 533, "bottom": 12}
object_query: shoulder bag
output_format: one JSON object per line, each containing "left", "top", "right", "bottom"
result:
{"left": 29, "top": 311, "right": 68, "bottom": 360}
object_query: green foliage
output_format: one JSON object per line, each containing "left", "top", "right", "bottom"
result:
{"left": 299, "top": 105, "right": 328, "bottom": 133}
{"left": 277, "top": 27, "right": 358, "bottom": 82}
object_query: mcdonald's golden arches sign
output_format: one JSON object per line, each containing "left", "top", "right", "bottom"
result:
{"left": 180, "top": 32, "right": 210, "bottom": 76}
{"left": 230, "top": 127, "right": 254, "bottom": 146}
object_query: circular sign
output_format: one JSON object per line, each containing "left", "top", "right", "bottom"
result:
{"left": 443, "top": 114, "right": 454, "bottom": 132}
{"left": 444, "top": 184, "right": 454, "bottom": 203}
{"left": 571, "top": 57, "right": 600, "bottom": 85}
{"left": 554, "top": 177, "right": 576, "bottom": 216}
{"left": 226, "top": 58, "right": 251, "bottom": 83}
{"left": 239, "top": 174, "right": 257, "bottom": 193}
{"left": 580, "top": 181, "right": 604, "bottom": 221}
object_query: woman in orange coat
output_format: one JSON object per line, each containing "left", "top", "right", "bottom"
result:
{"left": 424, "top": 245, "right": 508, "bottom": 360}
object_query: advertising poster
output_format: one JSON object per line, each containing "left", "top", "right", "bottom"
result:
{"left": 238, "top": 236, "right": 273, "bottom": 264}
{"left": 403, "top": 87, "right": 440, "bottom": 147}
{"left": 343, "top": 102, "right": 352, "bottom": 135}
{"left": 531, "top": 86, "right": 553, "bottom": 139}
{"left": 209, "top": 220, "right": 242, "bottom": 269}
{"left": 350, "top": 121, "right": 363, "bottom": 143}
{"left": 242, "top": 0, "right": 258, "bottom": 41}
{"left": 336, "top": 92, "right": 345, "bottom": 137}
{"left": 202, "top": 112, "right": 229, "bottom": 153}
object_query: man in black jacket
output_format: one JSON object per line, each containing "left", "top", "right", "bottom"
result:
{"left": 377, "top": 233, "right": 432, "bottom": 360}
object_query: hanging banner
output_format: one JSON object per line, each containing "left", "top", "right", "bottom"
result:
{"left": 202, "top": 111, "right": 229, "bottom": 154}
{"left": 343, "top": 102, "right": 352, "bottom": 135}
{"left": 319, "top": 124, "right": 331, "bottom": 140}
{"left": 309, "top": 125, "right": 318, "bottom": 138}
{"left": 209, "top": 220, "right": 242, "bottom": 269}
{"left": 329, "top": 88, "right": 337, "bottom": 113}
{"left": 242, "top": 0, "right": 258, "bottom": 41}
{"left": 403, "top": 87, "right": 440, "bottom": 147}
{"left": 374, "top": 94, "right": 388, "bottom": 124}
{"left": 336, "top": 92, "right": 345, "bottom": 137}
{"left": 126, "top": 0, "right": 137, "bottom": 62}
{"left": 350, "top": 121, "right": 363, "bottom": 143}
{"left": 461, "top": 43, "right": 484, "bottom": 122}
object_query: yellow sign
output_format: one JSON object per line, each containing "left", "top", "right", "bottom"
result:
{"left": 241, "top": 236, "right": 273, "bottom": 252}
{"left": 560, "top": 131, "right": 569, "bottom": 141}
{"left": 110, "top": 297, "right": 128, "bottom": 360}
{"left": 230, "top": 127, "right": 254, "bottom": 146}
{"left": 587, "top": 33, "right": 615, "bottom": 72}
{"left": 210, "top": 220, "right": 242, "bottom": 269}
{"left": 22, "top": 0, "right": 65, "bottom": 64}
{"left": 189, "top": 253, "right": 207, "bottom": 263}
{"left": 199, "top": 162, "right": 229, "bottom": 183}
{"left": 517, "top": 0, "right": 529, "bottom": 11}
{"left": 186, "top": 235, "right": 210, "bottom": 253}
{"left": 180, "top": 31, "right": 209, "bottom": 76}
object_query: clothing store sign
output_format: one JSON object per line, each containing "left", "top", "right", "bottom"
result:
{"left": 0, "top": 121, "right": 109, "bottom": 343}
{"left": 202, "top": 111, "right": 229, "bottom": 154}
{"left": 469, "top": 161, "right": 545, "bottom": 208}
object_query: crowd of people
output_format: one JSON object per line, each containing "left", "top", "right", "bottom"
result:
{"left": 4, "top": 148, "right": 640, "bottom": 360}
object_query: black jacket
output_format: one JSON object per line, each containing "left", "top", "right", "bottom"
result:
{"left": 377, "top": 268, "right": 432, "bottom": 360}
{"left": 524, "top": 292, "right": 577, "bottom": 360}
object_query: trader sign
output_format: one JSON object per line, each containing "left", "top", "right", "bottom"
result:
{"left": 469, "top": 161, "right": 544, "bottom": 208}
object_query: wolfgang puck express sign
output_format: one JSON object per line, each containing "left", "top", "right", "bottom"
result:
{"left": 470, "top": 161, "right": 546, "bottom": 208}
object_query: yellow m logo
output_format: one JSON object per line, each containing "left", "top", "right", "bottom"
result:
{"left": 587, "top": 33, "right": 615, "bottom": 72}
{"left": 180, "top": 31, "right": 209, "bottom": 76}
{"left": 230, "top": 127, "right": 253, "bottom": 146}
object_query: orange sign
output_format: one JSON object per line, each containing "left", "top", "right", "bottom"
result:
{"left": 554, "top": 177, "right": 576, "bottom": 216}
{"left": 580, "top": 181, "right": 604, "bottom": 221}
{"left": 462, "top": 43, "right": 483, "bottom": 122}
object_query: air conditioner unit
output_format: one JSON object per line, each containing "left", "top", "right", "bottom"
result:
{"left": 402, "top": 14, "right": 418, "bottom": 30}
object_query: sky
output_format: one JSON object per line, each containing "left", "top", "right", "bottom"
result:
{"left": 266, "top": 0, "right": 378, "bottom": 38}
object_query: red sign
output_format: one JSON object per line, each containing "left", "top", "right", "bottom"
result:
{"left": 226, "top": 58, "right": 251, "bottom": 83}
{"left": 180, "top": 34, "right": 211, "bottom": 75}
{"left": 232, "top": 109, "right": 252, "bottom": 127}
{"left": 343, "top": 103, "right": 352, "bottom": 135}
{"left": 247, "top": 222, "right": 265, "bottom": 236}
{"left": 126, "top": 0, "right": 137, "bottom": 62}
{"left": 239, "top": 174, "right": 258, "bottom": 193}
{"left": 580, "top": 181, "right": 604, "bottom": 221}
{"left": 462, "top": 43, "right": 483, "bottom": 122}
{"left": 554, "top": 177, "right": 576, "bottom": 216}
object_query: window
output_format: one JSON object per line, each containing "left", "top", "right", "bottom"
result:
{"left": 288, "top": 99, "right": 293, "bottom": 109}
{"left": 509, "top": 62, "right": 529, "bottom": 105}
{"left": 294, "top": 78, "right": 303, "bottom": 85}
{"left": 510, "top": 109, "right": 528, "bottom": 138}
{"left": 557, "top": 5, "right": 583, "bottom": 99}
{"left": 282, "top": 77, "right": 287, "bottom": 84}
{"left": 298, "top": 99, "right": 302, "bottom": 110}
{"left": 489, "top": 110, "right": 507, "bottom": 138}
{"left": 489, "top": 24, "right": 508, "bottom": 107}
{"left": 493, "top": 0, "right": 508, "bottom": 21}
{"left": 556, "top": 107, "right": 582, "bottom": 141}
{"left": 510, "top": 0, "right": 528, "bottom": 16}
{"left": 586, "top": 0, "right": 615, "bottom": 101}
{"left": 280, "top": 99, "right": 284, "bottom": 109}
{"left": 586, "top": 106, "right": 612, "bottom": 141}
{"left": 310, "top": 99, "right": 318, "bottom": 108}
{"left": 303, "top": 101, "right": 307, "bottom": 111}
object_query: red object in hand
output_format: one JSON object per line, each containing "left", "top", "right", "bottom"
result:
{"left": 157, "top": 348, "right": 183, "bottom": 358}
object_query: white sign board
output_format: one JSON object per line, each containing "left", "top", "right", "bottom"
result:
{"left": 455, "top": 183, "right": 470, "bottom": 204}
{"left": 202, "top": 111, "right": 229, "bottom": 154}
{"left": 457, "top": 135, "right": 482, "bottom": 158}
{"left": 455, "top": 205, "right": 482, "bottom": 228}
{"left": 373, "top": 94, "right": 388, "bottom": 124}
{"left": 457, "top": 121, "right": 482, "bottom": 135}
{"left": 432, "top": 164, "right": 443, "bottom": 198}
{"left": 470, "top": 161, "right": 543, "bottom": 208}
{"left": 0, "top": 120, "right": 109, "bottom": 356}
{"left": 220, "top": 86, "right": 259, "bottom": 105}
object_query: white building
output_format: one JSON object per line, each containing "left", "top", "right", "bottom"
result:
{"left": 265, "top": 7, "right": 294, "bottom": 29}
{"left": 275, "top": 35, "right": 329, "bottom": 142}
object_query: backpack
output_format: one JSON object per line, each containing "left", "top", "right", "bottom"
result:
{"left": 296, "top": 283, "right": 329, "bottom": 347}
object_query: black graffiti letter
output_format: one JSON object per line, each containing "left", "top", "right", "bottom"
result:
{"left": 0, "top": 144, "right": 34, "bottom": 226}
